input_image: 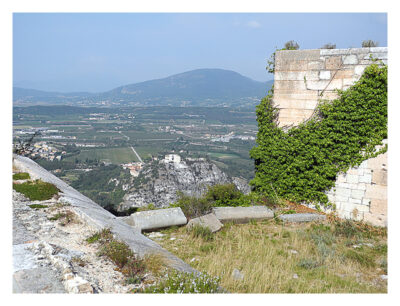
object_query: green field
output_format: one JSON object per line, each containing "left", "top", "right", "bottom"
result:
{"left": 65, "top": 147, "right": 139, "bottom": 164}
{"left": 207, "top": 152, "right": 240, "bottom": 159}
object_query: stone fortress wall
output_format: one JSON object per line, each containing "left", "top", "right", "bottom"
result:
{"left": 273, "top": 47, "right": 388, "bottom": 226}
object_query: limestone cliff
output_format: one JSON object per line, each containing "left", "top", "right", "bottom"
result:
{"left": 118, "top": 158, "right": 250, "bottom": 211}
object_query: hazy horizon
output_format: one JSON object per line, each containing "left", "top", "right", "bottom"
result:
{"left": 13, "top": 13, "right": 387, "bottom": 92}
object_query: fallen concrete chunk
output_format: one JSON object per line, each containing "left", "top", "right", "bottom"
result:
{"left": 187, "top": 213, "right": 223, "bottom": 233}
{"left": 278, "top": 213, "right": 326, "bottom": 223}
{"left": 212, "top": 206, "right": 274, "bottom": 224}
{"left": 121, "top": 207, "right": 187, "bottom": 231}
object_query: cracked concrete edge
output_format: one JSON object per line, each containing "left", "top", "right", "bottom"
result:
{"left": 13, "top": 154, "right": 197, "bottom": 274}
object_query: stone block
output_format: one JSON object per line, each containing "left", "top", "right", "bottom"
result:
{"left": 336, "top": 174, "right": 346, "bottom": 183}
{"left": 337, "top": 182, "right": 351, "bottom": 189}
{"left": 186, "top": 213, "right": 223, "bottom": 233}
{"left": 365, "top": 184, "right": 387, "bottom": 200}
{"left": 274, "top": 80, "right": 307, "bottom": 91}
{"left": 276, "top": 49, "right": 321, "bottom": 61}
{"left": 306, "top": 79, "right": 342, "bottom": 91}
{"left": 362, "top": 198, "right": 371, "bottom": 206}
{"left": 278, "top": 213, "right": 326, "bottom": 223}
{"left": 369, "top": 47, "right": 388, "bottom": 53}
{"left": 349, "top": 198, "right": 362, "bottom": 204}
{"left": 325, "top": 56, "right": 342, "bottom": 69}
{"left": 321, "top": 49, "right": 348, "bottom": 56}
{"left": 369, "top": 199, "right": 387, "bottom": 215}
{"left": 356, "top": 183, "right": 366, "bottom": 191}
{"left": 351, "top": 189, "right": 365, "bottom": 199}
{"left": 342, "top": 54, "right": 358, "bottom": 65}
{"left": 335, "top": 69, "right": 355, "bottom": 79}
{"left": 275, "top": 71, "right": 318, "bottom": 81}
{"left": 335, "top": 195, "right": 349, "bottom": 202}
{"left": 346, "top": 168, "right": 358, "bottom": 175}
{"left": 212, "top": 206, "right": 274, "bottom": 224}
{"left": 346, "top": 174, "right": 358, "bottom": 184}
{"left": 372, "top": 169, "right": 387, "bottom": 186}
{"left": 363, "top": 53, "right": 387, "bottom": 60}
{"left": 289, "top": 60, "right": 309, "bottom": 71}
{"left": 363, "top": 212, "right": 387, "bottom": 227}
{"left": 319, "top": 70, "right": 331, "bottom": 80}
{"left": 335, "top": 187, "right": 351, "bottom": 197}
{"left": 359, "top": 174, "right": 372, "bottom": 184}
{"left": 122, "top": 208, "right": 187, "bottom": 231}
{"left": 320, "top": 91, "right": 339, "bottom": 100}
{"left": 278, "top": 108, "right": 314, "bottom": 121}
{"left": 354, "top": 65, "right": 367, "bottom": 76}
{"left": 367, "top": 152, "right": 387, "bottom": 170}
{"left": 308, "top": 61, "right": 324, "bottom": 70}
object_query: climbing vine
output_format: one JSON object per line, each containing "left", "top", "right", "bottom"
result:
{"left": 250, "top": 63, "right": 387, "bottom": 206}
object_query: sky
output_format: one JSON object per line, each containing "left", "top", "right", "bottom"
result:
{"left": 13, "top": 13, "right": 387, "bottom": 93}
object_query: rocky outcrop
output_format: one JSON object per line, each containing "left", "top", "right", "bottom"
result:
{"left": 118, "top": 158, "right": 250, "bottom": 210}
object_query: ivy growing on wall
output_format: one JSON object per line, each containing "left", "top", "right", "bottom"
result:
{"left": 250, "top": 64, "right": 387, "bottom": 206}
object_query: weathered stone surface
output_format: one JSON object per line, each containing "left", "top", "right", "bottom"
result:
{"left": 212, "top": 206, "right": 273, "bottom": 224}
{"left": 319, "top": 70, "right": 331, "bottom": 80}
{"left": 325, "top": 56, "right": 342, "bottom": 69}
{"left": 278, "top": 213, "right": 326, "bottom": 223}
{"left": 121, "top": 208, "right": 187, "bottom": 231}
{"left": 13, "top": 155, "right": 197, "bottom": 274}
{"left": 187, "top": 213, "right": 223, "bottom": 233}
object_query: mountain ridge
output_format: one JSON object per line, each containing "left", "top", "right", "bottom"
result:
{"left": 14, "top": 68, "right": 273, "bottom": 107}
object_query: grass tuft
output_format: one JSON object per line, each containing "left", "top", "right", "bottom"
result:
{"left": 13, "top": 180, "right": 59, "bottom": 201}
{"left": 28, "top": 204, "right": 48, "bottom": 209}
{"left": 13, "top": 172, "right": 30, "bottom": 180}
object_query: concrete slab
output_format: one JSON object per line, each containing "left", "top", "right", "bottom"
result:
{"left": 120, "top": 207, "right": 187, "bottom": 232}
{"left": 212, "top": 206, "right": 274, "bottom": 224}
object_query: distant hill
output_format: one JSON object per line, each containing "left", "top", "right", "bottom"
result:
{"left": 13, "top": 69, "right": 273, "bottom": 107}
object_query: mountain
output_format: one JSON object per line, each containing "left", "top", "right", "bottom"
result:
{"left": 13, "top": 69, "right": 273, "bottom": 107}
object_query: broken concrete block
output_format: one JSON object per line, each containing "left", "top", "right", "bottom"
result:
{"left": 278, "top": 213, "right": 326, "bottom": 223}
{"left": 121, "top": 207, "right": 187, "bottom": 231}
{"left": 187, "top": 213, "right": 223, "bottom": 233}
{"left": 212, "top": 206, "right": 274, "bottom": 224}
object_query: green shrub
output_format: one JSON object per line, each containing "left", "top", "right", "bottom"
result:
{"left": 13, "top": 180, "right": 59, "bottom": 201}
{"left": 204, "top": 184, "right": 243, "bottom": 207}
{"left": 13, "top": 172, "right": 30, "bottom": 180}
{"left": 170, "top": 192, "right": 214, "bottom": 218}
{"left": 137, "top": 203, "right": 157, "bottom": 212}
{"left": 250, "top": 64, "right": 387, "bottom": 206}
{"left": 99, "top": 240, "right": 133, "bottom": 268}
{"left": 141, "top": 271, "right": 220, "bottom": 293}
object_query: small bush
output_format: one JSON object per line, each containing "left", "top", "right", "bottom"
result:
{"left": 298, "top": 258, "right": 320, "bottom": 269}
{"left": 99, "top": 240, "right": 133, "bottom": 268}
{"left": 333, "top": 218, "right": 386, "bottom": 239}
{"left": 321, "top": 43, "right": 336, "bottom": 49}
{"left": 13, "top": 180, "right": 59, "bottom": 201}
{"left": 200, "top": 244, "right": 215, "bottom": 253}
{"left": 362, "top": 40, "right": 378, "bottom": 47}
{"left": 86, "top": 228, "right": 113, "bottom": 244}
{"left": 137, "top": 203, "right": 157, "bottom": 212}
{"left": 28, "top": 204, "right": 48, "bottom": 209}
{"left": 171, "top": 192, "right": 214, "bottom": 218}
{"left": 13, "top": 172, "right": 30, "bottom": 180}
{"left": 48, "top": 210, "right": 76, "bottom": 226}
{"left": 204, "top": 184, "right": 243, "bottom": 207}
{"left": 345, "top": 249, "right": 376, "bottom": 267}
{"left": 141, "top": 271, "right": 220, "bottom": 293}
{"left": 188, "top": 224, "right": 214, "bottom": 241}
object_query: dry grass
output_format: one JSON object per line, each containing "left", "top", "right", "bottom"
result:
{"left": 158, "top": 219, "right": 387, "bottom": 293}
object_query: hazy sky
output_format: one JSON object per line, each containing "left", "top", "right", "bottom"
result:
{"left": 13, "top": 13, "right": 387, "bottom": 92}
